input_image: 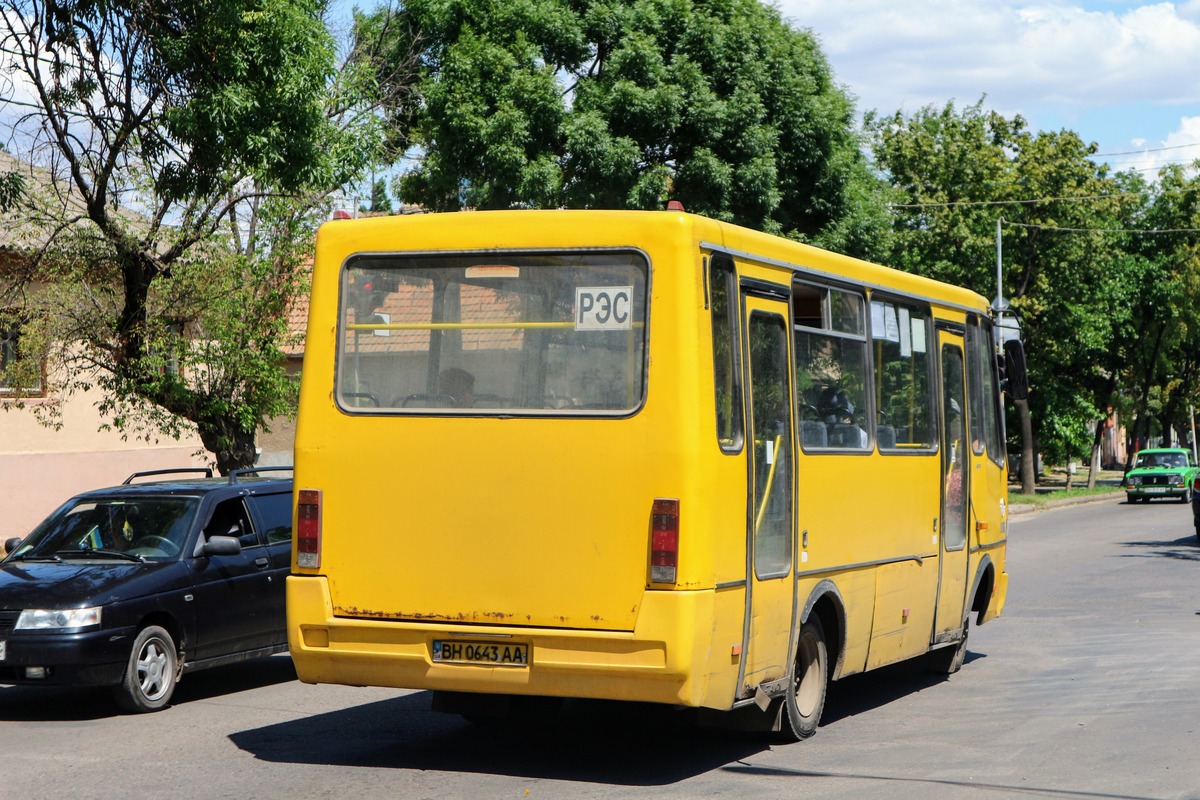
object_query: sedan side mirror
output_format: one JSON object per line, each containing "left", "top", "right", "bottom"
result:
{"left": 3, "top": 536, "right": 22, "bottom": 556}
{"left": 202, "top": 535, "right": 242, "bottom": 557}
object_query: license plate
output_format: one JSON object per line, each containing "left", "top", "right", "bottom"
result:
{"left": 1145, "top": 487, "right": 1166, "bottom": 494}
{"left": 432, "top": 639, "right": 529, "bottom": 666}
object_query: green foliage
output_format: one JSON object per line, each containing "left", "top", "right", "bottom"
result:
{"left": 368, "top": 177, "right": 392, "bottom": 212}
{"left": 869, "top": 100, "right": 1137, "bottom": 467}
{"left": 0, "top": 171, "right": 23, "bottom": 211}
{"left": 2, "top": 0, "right": 379, "bottom": 472}
{"left": 383, "top": 0, "right": 886, "bottom": 254}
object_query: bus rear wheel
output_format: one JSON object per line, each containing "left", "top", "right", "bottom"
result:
{"left": 778, "top": 617, "right": 828, "bottom": 741}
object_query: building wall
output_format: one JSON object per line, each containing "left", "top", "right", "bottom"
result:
{"left": 1, "top": 387, "right": 206, "bottom": 539}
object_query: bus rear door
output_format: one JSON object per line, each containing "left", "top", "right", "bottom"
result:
{"left": 737, "top": 284, "right": 797, "bottom": 701}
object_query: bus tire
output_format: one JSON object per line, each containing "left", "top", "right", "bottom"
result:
{"left": 925, "top": 617, "right": 969, "bottom": 675}
{"left": 778, "top": 617, "right": 828, "bottom": 741}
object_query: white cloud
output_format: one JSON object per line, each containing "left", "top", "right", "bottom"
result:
{"left": 774, "top": 1, "right": 1200, "bottom": 115}
{"left": 1123, "top": 116, "right": 1200, "bottom": 174}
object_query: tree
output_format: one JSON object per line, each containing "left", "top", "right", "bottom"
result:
{"left": 1119, "top": 164, "right": 1200, "bottom": 462}
{"left": 869, "top": 100, "right": 1133, "bottom": 493}
{"left": 0, "top": 171, "right": 21, "bottom": 211}
{"left": 368, "top": 176, "right": 391, "bottom": 213}
{"left": 0, "top": 0, "right": 395, "bottom": 472}
{"left": 377, "top": 0, "right": 888, "bottom": 257}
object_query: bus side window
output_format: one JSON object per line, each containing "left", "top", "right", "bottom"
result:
{"left": 794, "top": 283, "right": 869, "bottom": 452}
{"left": 872, "top": 298, "right": 935, "bottom": 451}
{"left": 710, "top": 255, "right": 743, "bottom": 453}
{"left": 968, "top": 318, "right": 1005, "bottom": 466}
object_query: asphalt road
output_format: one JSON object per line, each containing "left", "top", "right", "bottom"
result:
{"left": 1, "top": 494, "right": 1198, "bottom": 800}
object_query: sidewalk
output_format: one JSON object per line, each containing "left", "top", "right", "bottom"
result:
{"left": 1007, "top": 467, "right": 1126, "bottom": 516}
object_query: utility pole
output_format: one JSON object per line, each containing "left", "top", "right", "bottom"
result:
{"left": 993, "top": 218, "right": 1007, "bottom": 321}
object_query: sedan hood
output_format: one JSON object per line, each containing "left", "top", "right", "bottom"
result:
{"left": 0, "top": 560, "right": 189, "bottom": 609}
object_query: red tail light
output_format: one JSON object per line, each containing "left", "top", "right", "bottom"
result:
{"left": 650, "top": 498, "right": 679, "bottom": 584}
{"left": 297, "top": 489, "right": 322, "bottom": 569}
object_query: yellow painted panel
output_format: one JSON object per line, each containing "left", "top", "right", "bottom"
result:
{"left": 865, "top": 560, "right": 938, "bottom": 670}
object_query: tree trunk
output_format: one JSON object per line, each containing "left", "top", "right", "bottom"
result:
{"left": 1017, "top": 396, "right": 1035, "bottom": 495}
{"left": 1087, "top": 433, "right": 1102, "bottom": 490}
{"left": 197, "top": 418, "right": 259, "bottom": 475}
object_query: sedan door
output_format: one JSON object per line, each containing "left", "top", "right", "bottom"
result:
{"left": 245, "top": 490, "right": 293, "bottom": 648}
{"left": 185, "top": 496, "right": 278, "bottom": 662}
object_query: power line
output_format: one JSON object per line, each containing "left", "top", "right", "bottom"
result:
{"left": 890, "top": 181, "right": 1200, "bottom": 210}
{"left": 888, "top": 192, "right": 1142, "bottom": 210}
{"left": 1002, "top": 220, "right": 1200, "bottom": 235}
{"left": 1093, "top": 142, "right": 1200, "bottom": 158}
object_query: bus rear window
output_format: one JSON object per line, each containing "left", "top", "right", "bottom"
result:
{"left": 336, "top": 251, "right": 649, "bottom": 414}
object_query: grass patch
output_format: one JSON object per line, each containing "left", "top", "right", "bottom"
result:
{"left": 1008, "top": 484, "right": 1124, "bottom": 507}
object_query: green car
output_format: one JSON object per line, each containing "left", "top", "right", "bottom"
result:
{"left": 1125, "top": 447, "right": 1199, "bottom": 504}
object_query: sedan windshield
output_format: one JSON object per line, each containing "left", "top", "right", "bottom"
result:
{"left": 1136, "top": 453, "right": 1187, "bottom": 469}
{"left": 11, "top": 496, "right": 200, "bottom": 562}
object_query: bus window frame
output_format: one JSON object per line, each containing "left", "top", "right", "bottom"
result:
{"left": 792, "top": 279, "right": 873, "bottom": 456}
{"left": 966, "top": 315, "right": 1006, "bottom": 469}
{"left": 868, "top": 292, "right": 939, "bottom": 456}
{"left": 333, "top": 248, "right": 652, "bottom": 419}
{"left": 710, "top": 253, "right": 745, "bottom": 455}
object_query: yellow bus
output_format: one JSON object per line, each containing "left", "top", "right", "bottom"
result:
{"left": 288, "top": 209, "right": 1026, "bottom": 739}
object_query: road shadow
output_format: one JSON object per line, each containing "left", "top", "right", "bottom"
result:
{"left": 0, "top": 654, "right": 297, "bottom": 721}
{"left": 231, "top": 691, "right": 767, "bottom": 785}
{"left": 820, "top": 654, "right": 968, "bottom": 726}
{"left": 1118, "top": 535, "right": 1200, "bottom": 562}
{"left": 230, "top": 654, "right": 968, "bottom": 785}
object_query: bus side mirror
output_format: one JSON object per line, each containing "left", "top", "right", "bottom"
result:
{"left": 1002, "top": 340, "right": 1030, "bottom": 401}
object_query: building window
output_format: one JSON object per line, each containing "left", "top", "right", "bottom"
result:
{"left": 0, "top": 323, "right": 45, "bottom": 397}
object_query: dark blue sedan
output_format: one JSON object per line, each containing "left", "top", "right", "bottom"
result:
{"left": 0, "top": 468, "right": 292, "bottom": 712}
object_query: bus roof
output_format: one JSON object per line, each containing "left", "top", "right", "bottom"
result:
{"left": 316, "top": 209, "right": 991, "bottom": 314}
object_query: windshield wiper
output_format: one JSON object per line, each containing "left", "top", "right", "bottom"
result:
{"left": 9, "top": 553, "right": 62, "bottom": 563}
{"left": 58, "top": 548, "right": 147, "bottom": 564}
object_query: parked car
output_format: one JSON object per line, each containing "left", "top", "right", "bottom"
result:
{"left": 0, "top": 467, "right": 292, "bottom": 712}
{"left": 1124, "top": 448, "right": 1198, "bottom": 504}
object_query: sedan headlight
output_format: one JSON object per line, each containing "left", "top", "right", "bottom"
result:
{"left": 15, "top": 607, "right": 102, "bottom": 630}
{"left": 1127, "top": 476, "right": 1141, "bottom": 486}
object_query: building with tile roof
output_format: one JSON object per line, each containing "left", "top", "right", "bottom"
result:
{"left": 1, "top": 151, "right": 207, "bottom": 538}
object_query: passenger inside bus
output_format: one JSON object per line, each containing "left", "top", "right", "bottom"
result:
{"left": 818, "top": 386, "right": 868, "bottom": 448}
{"left": 438, "top": 368, "right": 476, "bottom": 408}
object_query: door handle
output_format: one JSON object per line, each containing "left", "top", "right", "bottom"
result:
{"left": 254, "top": 557, "right": 270, "bottom": 569}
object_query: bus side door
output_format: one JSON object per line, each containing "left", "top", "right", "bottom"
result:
{"left": 934, "top": 329, "right": 970, "bottom": 639}
{"left": 737, "top": 286, "right": 797, "bottom": 699}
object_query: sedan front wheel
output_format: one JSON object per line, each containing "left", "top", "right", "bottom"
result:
{"left": 113, "top": 625, "right": 179, "bottom": 713}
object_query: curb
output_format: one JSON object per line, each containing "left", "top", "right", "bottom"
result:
{"left": 1008, "top": 490, "right": 1125, "bottom": 516}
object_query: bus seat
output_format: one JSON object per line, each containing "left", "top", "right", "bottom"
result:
{"left": 877, "top": 425, "right": 896, "bottom": 449}
{"left": 800, "top": 420, "right": 828, "bottom": 448}
{"left": 828, "top": 423, "right": 858, "bottom": 448}
{"left": 400, "top": 393, "right": 457, "bottom": 408}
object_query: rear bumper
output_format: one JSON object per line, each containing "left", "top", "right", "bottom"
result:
{"left": 287, "top": 575, "right": 718, "bottom": 708}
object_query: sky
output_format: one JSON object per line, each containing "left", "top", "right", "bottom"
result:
{"left": 773, "top": 0, "right": 1200, "bottom": 175}
{"left": 5, "top": 0, "right": 1197, "bottom": 181}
